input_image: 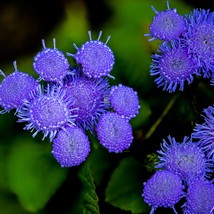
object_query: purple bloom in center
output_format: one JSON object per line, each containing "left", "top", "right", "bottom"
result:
{"left": 192, "top": 105, "right": 214, "bottom": 161}
{"left": 63, "top": 69, "right": 110, "bottom": 132}
{"left": 156, "top": 136, "right": 212, "bottom": 182}
{"left": 33, "top": 39, "right": 70, "bottom": 82}
{"left": 67, "top": 31, "right": 115, "bottom": 79}
{"left": 150, "top": 41, "right": 198, "bottom": 93}
{"left": 183, "top": 9, "right": 214, "bottom": 77}
{"left": 52, "top": 126, "right": 90, "bottom": 167}
{"left": 17, "top": 84, "right": 77, "bottom": 141}
{"left": 96, "top": 112, "right": 133, "bottom": 153}
{"left": 182, "top": 178, "right": 214, "bottom": 214}
{"left": 0, "top": 61, "right": 39, "bottom": 113}
{"left": 142, "top": 169, "right": 184, "bottom": 214}
{"left": 145, "top": 1, "right": 186, "bottom": 41}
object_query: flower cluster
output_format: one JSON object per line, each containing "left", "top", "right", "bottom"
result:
{"left": 0, "top": 31, "right": 140, "bottom": 167}
{"left": 142, "top": 136, "right": 214, "bottom": 214}
{"left": 145, "top": 1, "right": 214, "bottom": 93}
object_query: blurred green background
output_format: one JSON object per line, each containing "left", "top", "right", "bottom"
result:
{"left": 0, "top": 0, "right": 214, "bottom": 213}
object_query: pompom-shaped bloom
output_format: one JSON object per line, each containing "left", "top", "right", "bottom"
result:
{"left": 156, "top": 136, "right": 212, "bottom": 182}
{"left": 150, "top": 41, "right": 198, "bottom": 93}
{"left": 64, "top": 69, "right": 110, "bottom": 132}
{"left": 192, "top": 105, "right": 214, "bottom": 160}
{"left": 0, "top": 61, "right": 39, "bottom": 113}
{"left": 183, "top": 9, "right": 214, "bottom": 77}
{"left": 52, "top": 126, "right": 90, "bottom": 167}
{"left": 17, "top": 84, "right": 77, "bottom": 141}
{"left": 183, "top": 178, "right": 214, "bottom": 214}
{"left": 109, "top": 84, "right": 140, "bottom": 119}
{"left": 67, "top": 31, "right": 115, "bottom": 79}
{"left": 145, "top": 1, "right": 186, "bottom": 41}
{"left": 96, "top": 112, "right": 133, "bottom": 153}
{"left": 33, "top": 39, "right": 70, "bottom": 82}
{"left": 142, "top": 169, "right": 184, "bottom": 214}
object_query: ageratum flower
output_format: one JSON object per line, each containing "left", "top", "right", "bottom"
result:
{"left": 67, "top": 31, "right": 115, "bottom": 79}
{"left": 33, "top": 39, "right": 70, "bottom": 82}
{"left": 17, "top": 84, "right": 77, "bottom": 141}
{"left": 150, "top": 41, "right": 198, "bottom": 93}
{"left": 142, "top": 169, "right": 184, "bottom": 214}
{"left": 63, "top": 68, "right": 110, "bottom": 133}
{"left": 183, "top": 9, "right": 214, "bottom": 78}
{"left": 0, "top": 61, "right": 39, "bottom": 113}
{"left": 182, "top": 178, "right": 214, "bottom": 214}
{"left": 144, "top": 1, "right": 186, "bottom": 41}
{"left": 52, "top": 126, "right": 90, "bottom": 167}
{"left": 96, "top": 112, "right": 133, "bottom": 153}
{"left": 156, "top": 136, "right": 212, "bottom": 182}
{"left": 109, "top": 84, "right": 140, "bottom": 119}
{"left": 192, "top": 105, "right": 214, "bottom": 160}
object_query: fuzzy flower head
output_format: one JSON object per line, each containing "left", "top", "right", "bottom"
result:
{"left": 109, "top": 84, "right": 140, "bottom": 119}
{"left": 64, "top": 69, "right": 110, "bottom": 132}
{"left": 183, "top": 9, "right": 214, "bottom": 77}
{"left": 33, "top": 39, "right": 70, "bottom": 82}
{"left": 142, "top": 169, "right": 184, "bottom": 213}
{"left": 156, "top": 136, "right": 212, "bottom": 182}
{"left": 52, "top": 126, "right": 90, "bottom": 167}
{"left": 0, "top": 61, "right": 39, "bottom": 113}
{"left": 150, "top": 41, "right": 198, "bottom": 93}
{"left": 67, "top": 31, "right": 115, "bottom": 79}
{"left": 145, "top": 1, "right": 186, "bottom": 41}
{"left": 96, "top": 112, "right": 133, "bottom": 153}
{"left": 17, "top": 84, "right": 77, "bottom": 141}
{"left": 182, "top": 178, "right": 214, "bottom": 214}
{"left": 192, "top": 105, "right": 214, "bottom": 160}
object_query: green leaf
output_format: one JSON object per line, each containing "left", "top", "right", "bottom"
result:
{"left": 87, "top": 136, "right": 113, "bottom": 186}
{"left": 105, "top": 157, "right": 149, "bottom": 213}
{"left": 0, "top": 191, "right": 31, "bottom": 214}
{"left": 7, "top": 136, "right": 68, "bottom": 212}
{"left": 72, "top": 162, "right": 100, "bottom": 214}
{"left": 130, "top": 99, "right": 152, "bottom": 129}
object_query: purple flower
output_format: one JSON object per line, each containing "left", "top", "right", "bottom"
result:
{"left": 142, "top": 169, "right": 184, "bottom": 213}
{"left": 0, "top": 61, "right": 39, "bottom": 113}
{"left": 33, "top": 39, "right": 70, "bottom": 82}
{"left": 182, "top": 178, "right": 214, "bottom": 214}
{"left": 150, "top": 41, "right": 198, "bottom": 93}
{"left": 183, "top": 9, "right": 214, "bottom": 78}
{"left": 192, "top": 105, "right": 214, "bottom": 160}
{"left": 63, "top": 68, "right": 110, "bottom": 132}
{"left": 17, "top": 84, "right": 77, "bottom": 141}
{"left": 96, "top": 112, "right": 133, "bottom": 153}
{"left": 52, "top": 126, "right": 90, "bottom": 167}
{"left": 145, "top": 1, "right": 186, "bottom": 41}
{"left": 109, "top": 84, "right": 140, "bottom": 119}
{"left": 156, "top": 136, "right": 212, "bottom": 182}
{"left": 67, "top": 31, "right": 115, "bottom": 79}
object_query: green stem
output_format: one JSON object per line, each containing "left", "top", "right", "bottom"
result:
{"left": 144, "top": 94, "right": 179, "bottom": 140}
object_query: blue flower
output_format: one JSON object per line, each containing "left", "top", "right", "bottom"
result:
{"left": 0, "top": 61, "right": 39, "bottom": 113}
{"left": 150, "top": 40, "right": 198, "bottom": 93}
{"left": 67, "top": 31, "right": 115, "bottom": 79}
{"left": 145, "top": 1, "right": 186, "bottom": 41}
{"left": 142, "top": 169, "right": 184, "bottom": 214}
{"left": 192, "top": 105, "right": 214, "bottom": 161}
{"left": 96, "top": 112, "right": 133, "bottom": 153}
{"left": 156, "top": 136, "right": 212, "bottom": 182}
{"left": 183, "top": 9, "right": 214, "bottom": 78}
{"left": 17, "top": 84, "right": 77, "bottom": 141}
{"left": 182, "top": 177, "right": 214, "bottom": 214}
{"left": 33, "top": 39, "right": 70, "bottom": 82}
{"left": 109, "top": 84, "right": 140, "bottom": 119}
{"left": 52, "top": 126, "right": 90, "bottom": 167}
{"left": 63, "top": 68, "right": 110, "bottom": 133}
